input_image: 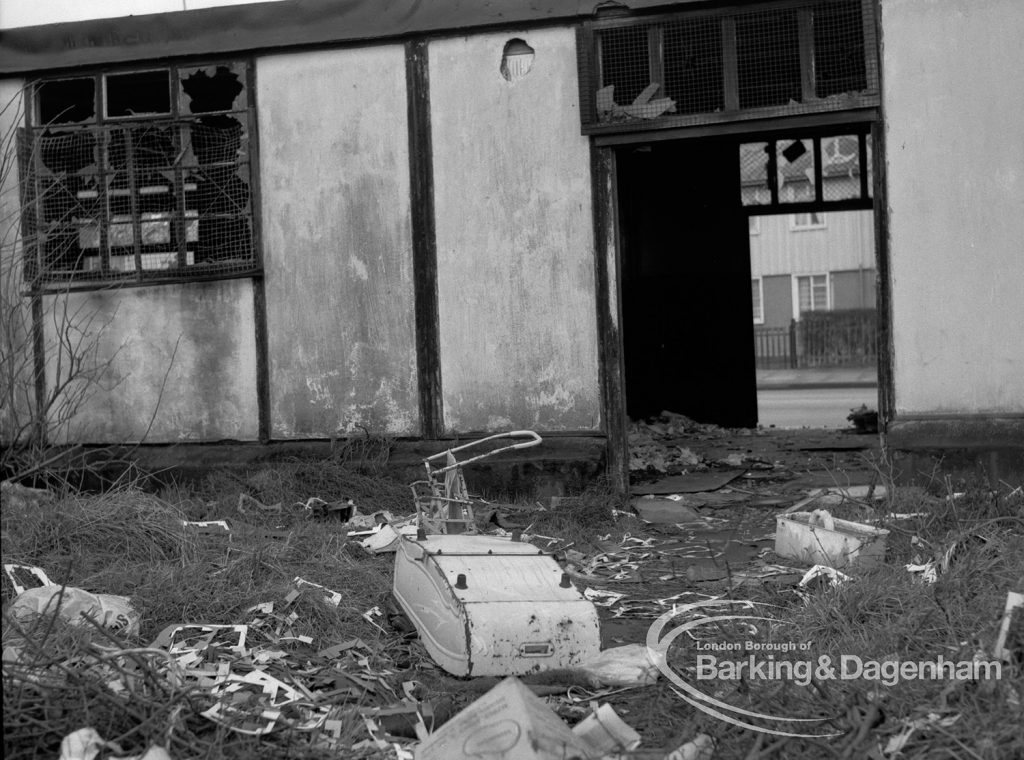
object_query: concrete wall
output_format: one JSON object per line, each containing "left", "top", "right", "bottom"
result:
{"left": 48, "top": 281, "right": 259, "bottom": 443}
{"left": 430, "top": 28, "right": 601, "bottom": 433}
{"left": 883, "top": 0, "right": 1024, "bottom": 415}
{"left": 257, "top": 46, "right": 420, "bottom": 437}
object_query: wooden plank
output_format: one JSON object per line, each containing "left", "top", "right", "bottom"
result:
{"left": 797, "top": 7, "right": 816, "bottom": 103}
{"left": 871, "top": 119, "right": 894, "bottom": 428}
{"left": 721, "top": 17, "right": 739, "bottom": 111}
{"left": 590, "top": 145, "right": 628, "bottom": 494}
{"left": 31, "top": 295, "right": 46, "bottom": 445}
{"left": 406, "top": 39, "right": 444, "bottom": 439}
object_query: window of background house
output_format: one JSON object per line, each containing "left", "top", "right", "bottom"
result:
{"left": 748, "top": 216, "right": 760, "bottom": 235}
{"left": 751, "top": 278, "right": 764, "bottom": 324}
{"left": 790, "top": 211, "right": 826, "bottom": 230}
{"left": 19, "top": 61, "right": 258, "bottom": 290}
{"left": 796, "top": 273, "right": 829, "bottom": 315}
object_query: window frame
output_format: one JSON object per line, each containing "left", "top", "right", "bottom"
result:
{"left": 751, "top": 277, "right": 765, "bottom": 324}
{"left": 576, "top": 0, "right": 879, "bottom": 136}
{"left": 790, "top": 211, "right": 827, "bottom": 230}
{"left": 19, "top": 59, "right": 261, "bottom": 294}
{"left": 793, "top": 272, "right": 830, "bottom": 318}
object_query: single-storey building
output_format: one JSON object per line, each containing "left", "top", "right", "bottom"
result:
{"left": 2, "top": 0, "right": 1022, "bottom": 486}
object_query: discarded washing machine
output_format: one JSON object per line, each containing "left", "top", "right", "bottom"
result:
{"left": 391, "top": 432, "right": 602, "bottom": 677}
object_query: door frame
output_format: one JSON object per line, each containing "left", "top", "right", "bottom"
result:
{"left": 592, "top": 112, "right": 891, "bottom": 491}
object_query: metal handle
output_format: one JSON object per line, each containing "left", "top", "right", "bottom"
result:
{"left": 423, "top": 430, "right": 543, "bottom": 473}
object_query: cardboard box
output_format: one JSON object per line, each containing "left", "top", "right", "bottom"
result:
{"left": 415, "top": 677, "right": 589, "bottom": 760}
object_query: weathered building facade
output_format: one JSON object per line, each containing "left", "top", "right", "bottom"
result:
{"left": 1, "top": 0, "right": 1022, "bottom": 484}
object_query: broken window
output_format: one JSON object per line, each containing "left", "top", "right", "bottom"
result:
{"left": 578, "top": 0, "right": 877, "bottom": 133}
{"left": 18, "top": 61, "right": 257, "bottom": 289}
{"left": 739, "top": 131, "right": 871, "bottom": 211}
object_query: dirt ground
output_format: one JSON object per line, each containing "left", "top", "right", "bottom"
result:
{"left": 3, "top": 421, "right": 1022, "bottom": 760}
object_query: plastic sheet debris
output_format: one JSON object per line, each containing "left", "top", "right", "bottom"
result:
{"left": 798, "top": 564, "right": 852, "bottom": 589}
{"left": 578, "top": 644, "right": 659, "bottom": 688}
{"left": 237, "top": 493, "right": 282, "bottom": 516}
{"left": 299, "top": 496, "right": 356, "bottom": 521}
{"left": 58, "top": 728, "right": 173, "bottom": 760}
{"left": 905, "top": 560, "right": 939, "bottom": 584}
{"left": 415, "top": 676, "right": 590, "bottom": 760}
{"left": 572, "top": 703, "right": 641, "bottom": 757}
{"left": 10, "top": 585, "right": 140, "bottom": 638}
{"left": 4, "top": 563, "right": 54, "bottom": 594}
{"left": 882, "top": 713, "right": 960, "bottom": 757}
{"left": 993, "top": 591, "right": 1024, "bottom": 664}
{"left": 664, "top": 733, "right": 715, "bottom": 760}
{"left": 180, "top": 519, "right": 230, "bottom": 534}
{"left": 583, "top": 588, "right": 627, "bottom": 607}
{"left": 632, "top": 497, "right": 703, "bottom": 524}
{"left": 359, "top": 522, "right": 420, "bottom": 554}
{"left": 292, "top": 577, "right": 343, "bottom": 607}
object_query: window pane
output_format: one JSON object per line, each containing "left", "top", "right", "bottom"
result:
{"left": 777, "top": 139, "right": 815, "bottom": 203}
{"left": 105, "top": 70, "right": 171, "bottom": 118}
{"left": 37, "top": 78, "right": 95, "bottom": 125}
{"left": 812, "top": 275, "right": 828, "bottom": 309}
{"left": 821, "top": 135, "right": 861, "bottom": 201}
{"left": 736, "top": 9, "right": 801, "bottom": 109}
{"left": 798, "top": 277, "right": 811, "bottom": 313}
{"left": 740, "top": 142, "right": 772, "bottom": 206}
{"left": 751, "top": 279, "right": 763, "bottom": 321}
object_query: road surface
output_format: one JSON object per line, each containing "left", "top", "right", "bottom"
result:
{"left": 757, "top": 386, "right": 879, "bottom": 429}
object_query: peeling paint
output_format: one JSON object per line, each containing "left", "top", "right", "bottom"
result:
{"left": 430, "top": 29, "right": 601, "bottom": 433}
{"left": 258, "top": 47, "right": 420, "bottom": 438}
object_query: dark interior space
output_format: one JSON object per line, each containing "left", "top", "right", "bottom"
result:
{"left": 617, "top": 138, "right": 757, "bottom": 428}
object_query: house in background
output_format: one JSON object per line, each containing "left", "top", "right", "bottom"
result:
{"left": 750, "top": 210, "right": 875, "bottom": 329}
{"left": 749, "top": 205, "right": 877, "bottom": 370}
{"left": 2, "top": 0, "right": 1022, "bottom": 486}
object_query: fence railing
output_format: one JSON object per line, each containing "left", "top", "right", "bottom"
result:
{"left": 754, "top": 310, "right": 877, "bottom": 369}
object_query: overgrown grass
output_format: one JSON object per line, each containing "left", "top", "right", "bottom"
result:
{"left": 3, "top": 464, "right": 1022, "bottom": 760}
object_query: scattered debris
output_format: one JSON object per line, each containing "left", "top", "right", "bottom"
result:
{"left": 993, "top": 591, "right": 1024, "bottom": 664}
{"left": 578, "top": 644, "right": 659, "bottom": 688}
{"left": 664, "top": 733, "right": 715, "bottom": 760}
{"left": 775, "top": 509, "right": 890, "bottom": 569}
{"left": 572, "top": 702, "right": 641, "bottom": 757}
{"left": 631, "top": 470, "right": 743, "bottom": 496}
{"left": 4, "top": 563, "right": 55, "bottom": 595}
{"left": 847, "top": 404, "right": 879, "bottom": 434}
{"left": 415, "top": 677, "right": 591, "bottom": 760}
{"left": 10, "top": 584, "right": 140, "bottom": 638}
{"left": 798, "top": 564, "right": 852, "bottom": 590}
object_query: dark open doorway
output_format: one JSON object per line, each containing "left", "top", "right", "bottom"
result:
{"left": 617, "top": 138, "right": 757, "bottom": 428}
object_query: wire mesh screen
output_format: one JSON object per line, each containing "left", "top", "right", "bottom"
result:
{"left": 739, "top": 132, "right": 872, "bottom": 207}
{"left": 663, "top": 17, "right": 723, "bottom": 115}
{"left": 814, "top": 0, "right": 868, "bottom": 97}
{"left": 18, "top": 63, "right": 258, "bottom": 290}
{"left": 740, "top": 142, "right": 772, "bottom": 206}
{"left": 735, "top": 9, "right": 802, "bottom": 110}
{"left": 597, "top": 25, "right": 653, "bottom": 120}
{"left": 821, "top": 134, "right": 863, "bottom": 201}
{"left": 584, "top": 0, "right": 877, "bottom": 133}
